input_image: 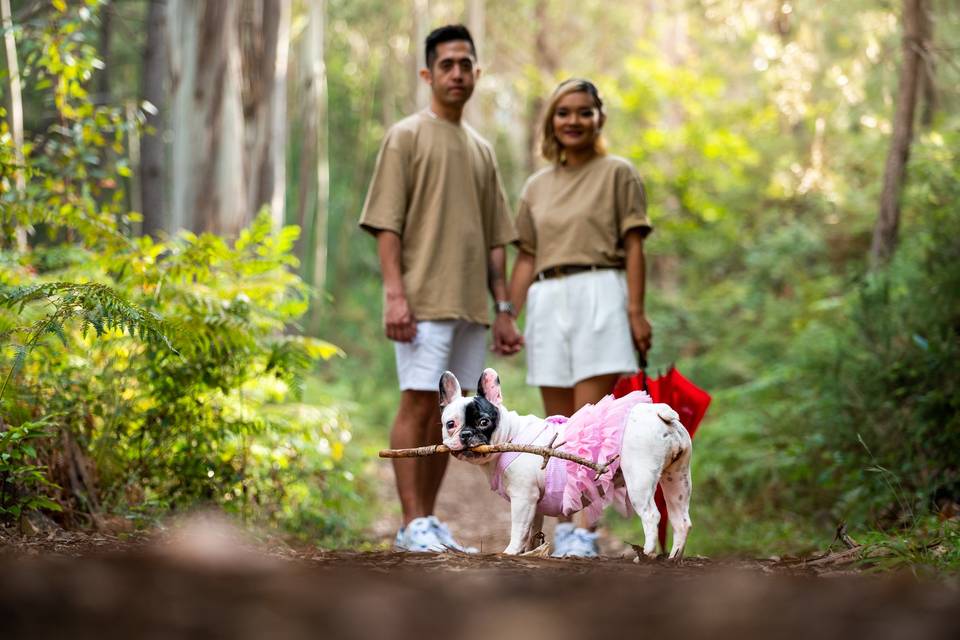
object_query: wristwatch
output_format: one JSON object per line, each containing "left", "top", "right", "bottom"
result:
{"left": 494, "top": 300, "right": 516, "bottom": 317}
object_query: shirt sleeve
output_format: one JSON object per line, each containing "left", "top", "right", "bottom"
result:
{"left": 485, "top": 153, "right": 519, "bottom": 248}
{"left": 359, "top": 127, "right": 410, "bottom": 236}
{"left": 616, "top": 164, "right": 653, "bottom": 241}
{"left": 515, "top": 196, "right": 537, "bottom": 255}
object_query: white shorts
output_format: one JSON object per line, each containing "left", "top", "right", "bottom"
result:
{"left": 524, "top": 268, "right": 638, "bottom": 388}
{"left": 394, "top": 320, "right": 487, "bottom": 392}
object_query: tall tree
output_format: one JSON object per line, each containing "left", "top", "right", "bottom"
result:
{"left": 526, "top": 0, "right": 558, "bottom": 174}
{"left": 140, "top": 0, "right": 167, "bottom": 237}
{"left": 1, "top": 0, "right": 26, "bottom": 251}
{"left": 412, "top": 0, "right": 430, "bottom": 110}
{"left": 290, "top": 0, "right": 329, "bottom": 306}
{"left": 870, "top": 0, "right": 932, "bottom": 267}
{"left": 464, "top": 0, "right": 485, "bottom": 130}
{"left": 167, "top": 0, "right": 246, "bottom": 236}
{"left": 240, "top": 0, "right": 291, "bottom": 229}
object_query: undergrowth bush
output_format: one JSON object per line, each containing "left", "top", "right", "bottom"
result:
{"left": 0, "top": 216, "right": 368, "bottom": 541}
{"left": 0, "top": 3, "right": 369, "bottom": 544}
{"left": 790, "top": 130, "right": 960, "bottom": 527}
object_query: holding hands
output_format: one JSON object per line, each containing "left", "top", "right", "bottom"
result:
{"left": 492, "top": 312, "right": 524, "bottom": 355}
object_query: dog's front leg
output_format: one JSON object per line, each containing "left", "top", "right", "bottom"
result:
{"left": 503, "top": 491, "right": 539, "bottom": 555}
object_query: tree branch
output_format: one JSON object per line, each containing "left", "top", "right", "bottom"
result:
{"left": 379, "top": 442, "right": 619, "bottom": 480}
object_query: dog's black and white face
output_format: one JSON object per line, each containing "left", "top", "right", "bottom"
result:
{"left": 439, "top": 368, "right": 505, "bottom": 464}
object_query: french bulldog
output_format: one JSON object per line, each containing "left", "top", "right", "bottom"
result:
{"left": 439, "top": 368, "right": 693, "bottom": 560}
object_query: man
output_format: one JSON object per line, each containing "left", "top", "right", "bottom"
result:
{"left": 360, "top": 24, "right": 520, "bottom": 552}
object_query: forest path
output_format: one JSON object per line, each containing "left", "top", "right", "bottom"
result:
{"left": 3, "top": 505, "right": 959, "bottom": 639}
{"left": 2, "top": 455, "right": 957, "bottom": 639}
{"left": 2, "top": 535, "right": 958, "bottom": 640}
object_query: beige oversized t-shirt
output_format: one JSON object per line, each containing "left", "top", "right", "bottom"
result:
{"left": 359, "top": 112, "right": 517, "bottom": 326}
{"left": 515, "top": 155, "right": 652, "bottom": 274}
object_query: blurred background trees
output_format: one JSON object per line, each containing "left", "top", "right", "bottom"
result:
{"left": 1, "top": 0, "right": 958, "bottom": 556}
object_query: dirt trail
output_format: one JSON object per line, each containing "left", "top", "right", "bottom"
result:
{"left": 2, "top": 540, "right": 958, "bottom": 640}
{"left": 2, "top": 459, "right": 958, "bottom": 639}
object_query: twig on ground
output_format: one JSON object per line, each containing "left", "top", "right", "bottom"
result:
{"left": 379, "top": 442, "right": 618, "bottom": 478}
{"left": 836, "top": 522, "right": 858, "bottom": 550}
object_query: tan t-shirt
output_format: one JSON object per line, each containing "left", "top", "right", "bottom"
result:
{"left": 515, "top": 155, "right": 652, "bottom": 274}
{"left": 359, "top": 112, "right": 517, "bottom": 326}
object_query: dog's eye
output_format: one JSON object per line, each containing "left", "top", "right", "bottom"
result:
{"left": 445, "top": 420, "right": 456, "bottom": 430}
{"left": 478, "top": 418, "right": 490, "bottom": 427}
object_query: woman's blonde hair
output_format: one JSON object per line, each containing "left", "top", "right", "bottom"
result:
{"left": 539, "top": 78, "right": 607, "bottom": 164}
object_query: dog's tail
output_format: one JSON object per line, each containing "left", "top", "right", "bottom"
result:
{"left": 656, "top": 406, "right": 679, "bottom": 424}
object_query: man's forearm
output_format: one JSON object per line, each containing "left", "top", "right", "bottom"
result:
{"left": 487, "top": 245, "right": 509, "bottom": 302}
{"left": 376, "top": 230, "right": 406, "bottom": 297}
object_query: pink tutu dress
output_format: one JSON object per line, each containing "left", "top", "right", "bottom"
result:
{"left": 489, "top": 390, "right": 652, "bottom": 526}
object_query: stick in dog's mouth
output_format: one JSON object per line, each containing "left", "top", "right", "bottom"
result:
{"left": 378, "top": 443, "right": 612, "bottom": 476}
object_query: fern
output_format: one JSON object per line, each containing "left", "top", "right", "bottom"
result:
{"left": 0, "top": 282, "right": 175, "bottom": 400}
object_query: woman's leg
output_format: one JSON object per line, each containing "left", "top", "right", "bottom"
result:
{"left": 540, "top": 386, "right": 575, "bottom": 418}
{"left": 573, "top": 373, "right": 621, "bottom": 409}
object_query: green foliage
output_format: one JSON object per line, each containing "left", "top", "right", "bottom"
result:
{"left": 2, "top": 0, "right": 957, "bottom": 560}
{"left": 857, "top": 518, "right": 960, "bottom": 576}
{"left": 0, "top": 416, "right": 63, "bottom": 519}
{"left": 0, "top": 1, "right": 368, "bottom": 544}
{"left": 0, "top": 281, "right": 172, "bottom": 400}
{"left": 787, "top": 132, "right": 960, "bottom": 526}
{"left": 0, "top": 214, "right": 360, "bottom": 538}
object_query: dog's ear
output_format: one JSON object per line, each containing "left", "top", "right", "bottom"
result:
{"left": 439, "top": 371, "right": 463, "bottom": 407}
{"left": 477, "top": 368, "right": 503, "bottom": 406}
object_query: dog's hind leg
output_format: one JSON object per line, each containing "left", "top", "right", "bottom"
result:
{"left": 621, "top": 409, "right": 672, "bottom": 561}
{"left": 620, "top": 460, "right": 663, "bottom": 561}
{"left": 660, "top": 452, "right": 693, "bottom": 561}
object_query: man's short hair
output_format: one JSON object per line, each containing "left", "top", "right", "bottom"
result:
{"left": 425, "top": 24, "right": 476, "bottom": 68}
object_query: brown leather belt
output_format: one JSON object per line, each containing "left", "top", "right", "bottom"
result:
{"left": 535, "top": 264, "right": 620, "bottom": 281}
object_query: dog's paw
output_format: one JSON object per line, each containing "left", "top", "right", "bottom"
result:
{"left": 630, "top": 543, "right": 659, "bottom": 563}
{"left": 520, "top": 542, "right": 552, "bottom": 558}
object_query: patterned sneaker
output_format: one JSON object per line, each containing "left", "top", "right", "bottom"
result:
{"left": 553, "top": 524, "right": 599, "bottom": 558}
{"left": 395, "top": 516, "right": 447, "bottom": 552}
{"left": 427, "top": 516, "right": 478, "bottom": 553}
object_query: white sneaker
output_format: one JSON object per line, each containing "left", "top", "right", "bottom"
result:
{"left": 552, "top": 523, "right": 599, "bottom": 558}
{"left": 394, "top": 516, "right": 447, "bottom": 552}
{"left": 552, "top": 522, "right": 576, "bottom": 557}
{"left": 427, "top": 516, "right": 478, "bottom": 553}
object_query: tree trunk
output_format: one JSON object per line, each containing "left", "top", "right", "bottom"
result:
{"left": 1, "top": 0, "right": 27, "bottom": 251}
{"left": 290, "top": 0, "right": 329, "bottom": 314}
{"left": 96, "top": 0, "right": 112, "bottom": 105}
{"left": 412, "top": 0, "right": 430, "bottom": 110}
{"left": 870, "top": 0, "right": 931, "bottom": 267}
{"left": 464, "top": 0, "right": 485, "bottom": 131}
{"left": 167, "top": 0, "right": 247, "bottom": 237}
{"left": 526, "top": 0, "right": 558, "bottom": 173}
{"left": 240, "top": 0, "right": 291, "bottom": 229}
{"left": 140, "top": 0, "right": 168, "bottom": 237}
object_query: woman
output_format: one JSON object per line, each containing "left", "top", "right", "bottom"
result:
{"left": 506, "top": 78, "right": 653, "bottom": 557}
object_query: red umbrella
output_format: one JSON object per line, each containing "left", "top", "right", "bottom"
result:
{"left": 613, "top": 365, "right": 711, "bottom": 551}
